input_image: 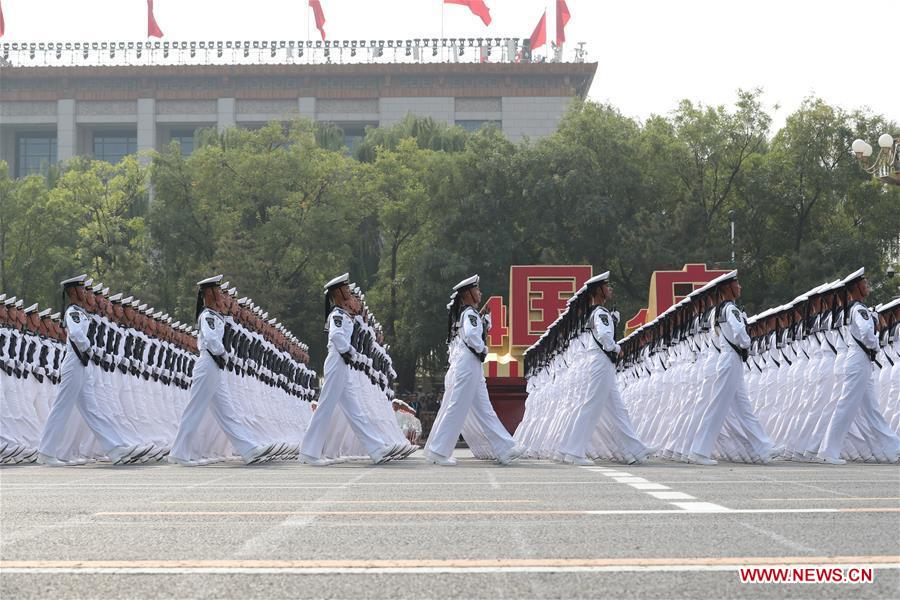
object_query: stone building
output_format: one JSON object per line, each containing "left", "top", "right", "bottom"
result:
{"left": 0, "top": 61, "right": 596, "bottom": 177}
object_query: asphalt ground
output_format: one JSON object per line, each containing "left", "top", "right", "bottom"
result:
{"left": 1, "top": 451, "right": 899, "bottom": 599}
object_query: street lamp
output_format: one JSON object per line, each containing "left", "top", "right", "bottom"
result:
{"left": 852, "top": 133, "right": 900, "bottom": 185}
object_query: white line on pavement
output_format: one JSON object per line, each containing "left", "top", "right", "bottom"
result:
{"left": 3, "top": 563, "right": 898, "bottom": 575}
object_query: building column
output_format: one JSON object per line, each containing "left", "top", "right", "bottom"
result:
{"left": 57, "top": 99, "right": 76, "bottom": 164}
{"left": 217, "top": 98, "right": 236, "bottom": 133}
{"left": 298, "top": 97, "right": 315, "bottom": 121}
{"left": 137, "top": 98, "right": 157, "bottom": 166}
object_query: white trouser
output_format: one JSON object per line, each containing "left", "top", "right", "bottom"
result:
{"left": 690, "top": 349, "right": 773, "bottom": 460}
{"left": 818, "top": 348, "right": 900, "bottom": 460}
{"left": 301, "top": 351, "right": 386, "bottom": 459}
{"left": 171, "top": 352, "right": 259, "bottom": 461}
{"left": 425, "top": 351, "right": 515, "bottom": 459}
{"left": 558, "top": 352, "right": 646, "bottom": 460}
{"left": 40, "top": 350, "right": 129, "bottom": 457}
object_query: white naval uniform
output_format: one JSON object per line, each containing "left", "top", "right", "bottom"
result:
{"left": 690, "top": 301, "right": 774, "bottom": 460}
{"left": 300, "top": 307, "right": 386, "bottom": 460}
{"left": 818, "top": 302, "right": 900, "bottom": 461}
{"left": 425, "top": 305, "right": 516, "bottom": 460}
{"left": 558, "top": 305, "right": 648, "bottom": 461}
{"left": 39, "top": 305, "right": 130, "bottom": 458}
{"left": 170, "top": 308, "right": 259, "bottom": 462}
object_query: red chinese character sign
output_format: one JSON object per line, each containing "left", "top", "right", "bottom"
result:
{"left": 484, "top": 265, "right": 592, "bottom": 378}
{"left": 624, "top": 264, "right": 730, "bottom": 334}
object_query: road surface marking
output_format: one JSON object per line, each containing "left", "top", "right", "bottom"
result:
{"left": 629, "top": 483, "right": 671, "bottom": 490}
{"left": 669, "top": 502, "right": 731, "bottom": 512}
{"left": 91, "top": 507, "right": 900, "bottom": 517}
{"left": 612, "top": 477, "right": 650, "bottom": 484}
{"left": 646, "top": 491, "right": 695, "bottom": 500}
{"left": 2, "top": 555, "right": 898, "bottom": 575}
{"left": 755, "top": 497, "right": 900, "bottom": 502}
{"left": 153, "top": 499, "right": 538, "bottom": 505}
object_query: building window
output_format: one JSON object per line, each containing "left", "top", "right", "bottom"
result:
{"left": 169, "top": 129, "right": 196, "bottom": 156}
{"left": 455, "top": 120, "right": 501, "bottom": 132}
{"left": 93, "top": 131, "right": 137, "bottom": 164}
{"left": 16, "top": 133, "right": 57, "bottom": 177}
{"left": 327, "top": 123, "right": 376, "bottom": 155}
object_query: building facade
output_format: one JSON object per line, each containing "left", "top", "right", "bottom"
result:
{"left": 0, "top": 61, "right": 596, "bottom": 177}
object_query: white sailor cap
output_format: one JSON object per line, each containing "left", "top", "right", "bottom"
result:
{"left": 130, "top": 300, "right": 141, "bottom": 308}
{"left": 137, "top": 303, "right": 147, "bottom": 312}
{"left": 268, "top": 318, "right": 276, "bottom": 325}
{"left": 841, "top": 267, "right": 865, "bottom": 285}
{"left": 220, "top": 281, "right": 230, "bottom": 290}
{"left": 152, "top": 311, "right": 163, "bottom": 319}
{"left": 3, "top": 296, "right": 16, "bottom": 306}
{"left": 38, "top": 308, "right": 52, "bottom": 318}
{"left": 228, "top": 287, "right": 237, "bottom": 297}
{"left": 453, "top": 274, "right": 479, "bottom": 292}
{"left": 262, "top": 311, "right": 269, "bottom": 319}
{"left": 877, "top": 297, "right": 900, "bottom": 312}
{"left": 83, "top": 278, "right": 93, "bottom": 288}
{"left": 121, "top": 296, "right": 133, "bottom": 304}
{"left": 714, "top": 270, "right": 738, "bottom": 285}
{"left": 324, "top": 273, "right": 350, "bottom": 292}
{"left": 585, "top": 271, "right": 610, "bottom": 286}
{"left": 60, "top": 274, "right": 88, "bottom": 287}
{"left": 92, "top": 283, "right": 104, "bottom": 293}
{"left": 109, "top": 293, "right": 123, "bottom": 303}
{"left": 51, "top": 312, "right": 61, "bottom": 320}
{"left": 790, "top": 295, "right": 808, "bottom": 307}
{"left": 237, "top": 297, "right": 250, "bottom": 306}
{"left": 197, "top": 274, "right": 224, "bottom": 287}
{"left": 24, "top": 303, "right": 39, "bottom": 314}
{"left": 172, "top": 321, "right": 181, "bottom": 328}
{"left": 15, "top": 300, "right": 23, "bottom": 308}
{"left": 102, "top": 287, "right": 109, "bottom": 295}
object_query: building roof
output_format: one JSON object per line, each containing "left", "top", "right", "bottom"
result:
{"left": 0, "top": 62, "right": 597, "bottom": 102}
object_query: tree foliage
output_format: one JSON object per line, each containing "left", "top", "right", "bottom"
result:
{"left": 1, "top": 93, "right": 897, "bottom": 388}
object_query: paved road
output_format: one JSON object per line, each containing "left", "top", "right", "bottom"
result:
{"left": 2, "top": 452, "right": 898, "bottom": 599}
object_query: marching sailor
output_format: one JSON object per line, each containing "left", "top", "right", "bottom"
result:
{"left": 170, "top": 275, "right": 272, "bottom": 465}
{"left": 300, "top": 273, "right": 398, "bottom": 465}
{"left": 424, "top": 275, "right": 523, "bottom": 466}
{"left": 39, "top": 275, "right": 151, "bottom": 465}
{"left": 817, "top": 269, "right": 900, "bottom": 464}
{"left": 689, "top": 272, "right": 781, "bottom": 465}
{"left": 556, "top": 272, "right": 654, "bottom": 465}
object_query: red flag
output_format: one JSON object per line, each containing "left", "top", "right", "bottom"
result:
{"left": 309, "top": 0, "right": 326, "bottom": 40}
{"left": 556, "top": 0, "right": 570, "bottom": 44}
{"left": 0, "top": 1, "right": 6, "bottom": 38}
{"left": 444, "top": 0, "right": 491, "bottom": 27}
{"left": 147, "top": 0, "right": 163, "bottom": 38}
{"left": 529, "top": 10, "right": 547, "bottom": 51}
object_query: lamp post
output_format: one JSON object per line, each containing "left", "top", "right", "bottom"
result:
{"left": 851, "top": 133, "right": 900, "bottom": 185}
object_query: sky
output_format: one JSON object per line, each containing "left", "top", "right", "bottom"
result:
{"left": 1, "top": 0, "right": 896, "bottom": 131}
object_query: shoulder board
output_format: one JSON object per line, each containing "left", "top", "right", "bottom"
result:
{"left": 716, "top": 301, "right": 732, "bottom": 323}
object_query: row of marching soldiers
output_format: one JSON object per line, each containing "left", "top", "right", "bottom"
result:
{"left": 517, "top": 268, "right": 899, "bottom": 466}
{"left": 298, "top": 273, "right": 419, "bottom": 465}
{"left": 617, "top": 267, "right": 899, "bottom": 464}
{"left": 1, "top": 281, "right": 198, "bottom": 464}
{"left": 1, "top": 274, "right": 321, "bottom": 465}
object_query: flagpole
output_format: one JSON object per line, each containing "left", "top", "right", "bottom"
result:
{"left": 440, "top": 1, "right": 445, "bottom": 62}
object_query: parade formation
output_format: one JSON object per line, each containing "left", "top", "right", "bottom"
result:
{"left": 2, "top": 266, "right": 897, "bottom": 468}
